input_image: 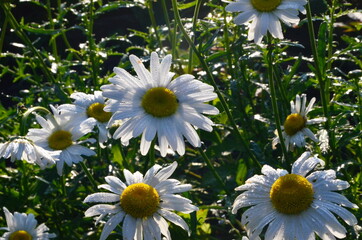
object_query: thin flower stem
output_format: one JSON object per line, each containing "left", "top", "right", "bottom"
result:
{"left": 187, "top": 0, "right": 202, "bottom": 73}
{"left": 222, "top": 4, "right": 234, "bottom": 78}
{"left": 80, "top": 161, "right": 98, "bottom": 191}
{"left": 147, "top": 0, "right": 163, "bottom": 51}
{"left": 60, "top": 174, "right": 67, "bottom": 196}
{"left": 119, "top": 143, "right": 130, "bottom": 170}
{"left": 160, "top": 0, "right": 173, "bottom": 53}
{"left": 21, "top": 106, "right": 51, "bottom": 136}
{"left": 171, "top": 0, "right": 261, "bottom": 169}
{"left": 267, "top": 35, "right": 289, "bottom": 163}
{"left": 149, "top": 140, "right": 156, "bottom": 167}
{"left": 87, "top": 0, "right": 98, "bottom": 87}
{"left": 306, "top": 1, "right": 333, "bottom": 166}
{"left": 0, "top": 11, "right": 9, "bottom": 53}
{"left": 198, "top": 148, "right": 230, "bottom": 195}
{"left": 326, "top": 0, "right": 337, "bottom": 70}
{"left": 0, "top": 3, "right": 56, "bottom": 84}
{"left": 46, "top": 0, "right": 59, "bottom": 61}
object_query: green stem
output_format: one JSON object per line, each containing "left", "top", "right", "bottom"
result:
{"left": 171, "top": 0, "right": 261, "bottom": 169}
{"left": 198, "top": 148, "right": 230, "bottom": 195}
{"left": 160, "top": 0, "right": 173, "bottom": 53}
{"left": 87, "top": 0, "right": 98, "bottom": 87}
{"left": 147, "top": 0, "right": 163, "bottom": 51}
{"left": 326, "top": 0, "right": 337, "bottom": 70}
{"left": 46, "top": 0, "right": 58, "bottom": 60}
{"left": 306, "top": 1, "right": 333, "bottom": 166}
{"left": 354, "top": 77, "right": 362, "bottom": 131}
{"left": 267, "top": 35, "right": 289, "bottom": 162}
{"left": 144, "top": 140, "right": 156, "bottom": 173}
{"left": 222, "top": 4, "right": 234, "bottom": 78}
{"left": 119, "top": 144, "right": 130, "bottom": 170}
{"left": 60, "top": 174, "right": 66, "bottom": 196}
{"left": 187, "top": 0, "right": 202, "bottom": 73}
{"left": 21, "top": 106, "right": 51, "bottom": 136}
{"left": 0, "top": 11, "right": 9, "bottom": 53}
{"left": 0, "top": 3, "right": 56, "bottom": 83}
{"left": 80, "top": 161, "right": 98, "bottom": 191}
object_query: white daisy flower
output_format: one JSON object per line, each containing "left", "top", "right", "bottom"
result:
{"left": 0, "top": 137, "right": 58, "bottom": 169}
{"left": 272, "top": 94, "right": 326, "bottom": 151}
{"left": 26, "top": 105, "right": 96, "bottom": 176}
{"left": 225, "top": 0, "right": 307, "bottom": 44}
{"left": 1, "top": 207, "right": 56, "bottom": 240}
{"left": 232, "top": 151, "right": 359, "bottom": 240}
{"left": 84, "top": 161, "right": 198, "bottom": 240}
{"left": 58, "top": 91, "right": 112, "bottom": 146}
{"left": 101, "top": 52, "right": 219, "bottom": 157}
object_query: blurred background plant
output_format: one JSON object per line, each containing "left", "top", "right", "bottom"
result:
{"left": 0, "top": 0, "right": 361, "bottom": 239}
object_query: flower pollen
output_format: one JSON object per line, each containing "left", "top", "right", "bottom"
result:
{"left": 284, "top": 113, "right": 307, "bottom": 136}
{"left": 251, "top": 0, "right": 282, "bottom": 12}
{"left": 9, "top": 230, "right": 32, "bottom": 240}
{"left": 86, "top": 102, "right": 112, "bottom": 123}
{"left": 270, "top": 174, "right": 314, "bottom": 215}
{"left": 48, "top": 130, "right": 72, "bottom": 150}
{"left": 120, "top": 183, "right": 160, "bottom": 218}
{"left": 141, "top": 87, "right": 178, "bottom": 118}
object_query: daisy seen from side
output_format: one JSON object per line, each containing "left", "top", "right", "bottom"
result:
{"left": 0, "top": 207, "right": 56, "bottom": 240}
{"left": 272, "top": 94, "right": 326, "bottom": 151}
{"left": 225, "top": 0, "right": 307, "bottom": 44}
{"left": 26, "top": 105, "right": 96, "bottom": 175}
{"left": 101, "top": 52, "right": 219, "bottom": 157}
{"left": 232, "top": 151, "right": 359, "bottom": 240}
{"left": 58, "top": 91, "right": 112, "bottom": 146}
{"left": 0, "top": 137, "right": 58, "bottom": 169}
{"left": 83, "top": 161, "right": 198, "bottom": 240}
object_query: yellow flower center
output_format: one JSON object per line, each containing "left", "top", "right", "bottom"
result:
{"left": 120, "top": 183, "right": 160, "bottom": 218}
{"left": 270, "top": 174, "right": 314, "bottom": 215}
{"left": 48, "top": 130, "right": 73, "bottom": 150}
{"left": 9, "top": 230, "right": 32, "bottom": 240}
{"left": 251, "top": 0, "right": 282, "bottom": 12}
{"left": 86, "top": 102, "right": 112, "bottom": 123}
{"left": 141, "top": 87, "right": 178, "bottom": 118}
{"left": 283, "top": 113, "right": 307, "bottom": 136}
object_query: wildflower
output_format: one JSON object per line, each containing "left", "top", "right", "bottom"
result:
{"left": 84, "top": 162, "right": 198, "bottom": 240}
{"left": 0, "top": 207, "right": 56, "bottom": 240}
{"left": 101, "top": 52, "right": 219, "bottom": 157}
{"left": 59, "top": 91, "right": 111, "bottom": 146}
{"left": 272, "top": 94, "right": 326, "bottom": 151}
{"left": 27, "top": 105, "right": 96, "bottom": 175}
{"left": 225, "top": 0, "right": 307, "bottom": 44}
{"left": 0, "top": 137, "right": 57, "bottom": 169}
{"left": 232, "top": 151, "right": 358, "bottom": 240}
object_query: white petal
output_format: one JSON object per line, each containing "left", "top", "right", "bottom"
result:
{"left": 83, "top": 193, "right": 120, "bottom": 203}
{"left": 158, "top": 209, "right": 190, "bottom": 235}
{"left": 84, "top": 204, "right": 121, "bottom": 217}
{"left": 129, "top": 55, "right": 152, "bottom": 85}
{"left": 99, "top": 211, "right": 125, "bottom": 240}
{"left": 122, "top": 215, "right": 137, "bottom": 240}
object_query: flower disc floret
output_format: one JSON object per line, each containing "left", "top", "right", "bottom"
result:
{"left": 86, "top": 102, "right": 112, "bottom": 123}
{"left": 251, "top": 0, "right": 282, "bottom": 12}
{"left": 270, "top": 173, "right": 314, "bottom": 215}
{"left": 283, "top": 113, "right": 307, "bottom": 136}
{"left": 141, "top": 87, "right": 179, "bottom": 118}
{"left": 9, "top": 230, "right": 32, "bottom": 240}
{"left": 120, "top": 183, "right": 160, "bottom": 218}
{"left": 47, "top": 130, "right": 72, "bottom": 150}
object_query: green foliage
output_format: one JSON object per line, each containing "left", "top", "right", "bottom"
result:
{"left": 0, "top": 0, "right": 361, "bottom": 239}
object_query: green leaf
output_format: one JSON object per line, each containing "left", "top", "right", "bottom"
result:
{"left": 177, "top": 1, "right": 196, "bottom": 10}
{"left": 317, "top": 21, "right": 327, "bottom": 75}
